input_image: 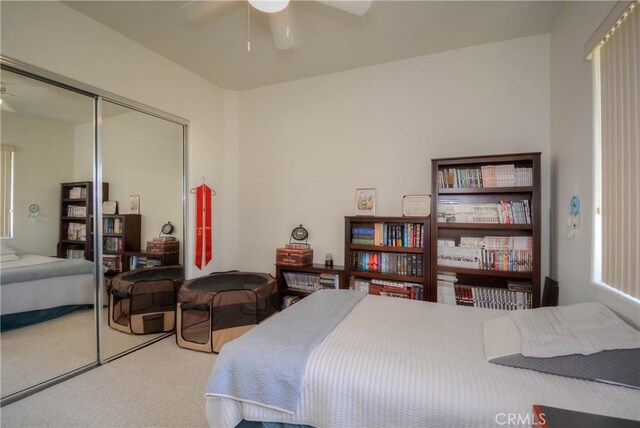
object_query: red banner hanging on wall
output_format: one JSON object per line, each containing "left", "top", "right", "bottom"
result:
{"left": 194, "top": 184, "right": 213, "bottom": 269}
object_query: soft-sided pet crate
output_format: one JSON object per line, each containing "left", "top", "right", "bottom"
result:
{"left": 177, "top": 272, "right": 278, "bottom": 353}
{"left": 109, "top": 266, "right": 184, "bottom": 335}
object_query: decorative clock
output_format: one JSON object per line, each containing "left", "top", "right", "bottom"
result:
{"left": 161, "top": 221, "right": 174, "bottom": 236}
{"left": 290, "top": 224, "right": 309, "bottom": 244}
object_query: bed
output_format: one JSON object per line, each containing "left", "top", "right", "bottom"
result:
{"left": 0, "top": 253, "right": 95, "bottom": 331}
{"left": 205, "top": 290, "right": 640, "bottom": 428}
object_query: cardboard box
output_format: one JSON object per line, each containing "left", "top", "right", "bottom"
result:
{"left": 276, "top": 247, "right": 313, "bottom": 266}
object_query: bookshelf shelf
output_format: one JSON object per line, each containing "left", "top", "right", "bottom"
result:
{"left": 431, "top": 153, "right": 541, "bottom": 309}
{"left": 275, "top": 263, "right": 346, "bottom": 307}
{"left": 438, "top": 186, "right": 533, "bottom": 195}
{"left": 349, "top": 244, "right": 424, "bottom": 254}
{"left": 101, "top": 214, "right": 141, "bottom": 274}
{"left": 350, "top": 271, "right": 424, "bottom": 283}
{"left": 345, "top": 216, "right": 430, "bottom": 302}
{"left": 437, "top": 223, "right": 533, "bottom": 230}
{"left": 435, "top": 266, "right": 533, "bottom": 278}
{"left": 57, "top": 181, "right": 108, "bottom": 261}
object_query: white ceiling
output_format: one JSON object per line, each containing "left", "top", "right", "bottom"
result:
{"left": 64, "top": 1, "right": 565, "bottom": 90}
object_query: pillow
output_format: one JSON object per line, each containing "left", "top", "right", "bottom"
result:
{"left": 0, "top": 243, "right": 16, "bottom": 255}
{"left": 509, "top": 302, "right": 640, "bottom": 357}
{"left": 0, "top": 253, "right": 19, "bottom": 263}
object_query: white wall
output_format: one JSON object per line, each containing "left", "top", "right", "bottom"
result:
{"left": 1, "top": 114, "right": 75, "bottom": 255}
{"left": 238, "top": 34, "right": 552, "bottom": 280}
{"left": 1, "top": 1, "right": 239, "bottom": 278}
{"left": 550, "top": 1, "right": 639, "bottom": 326}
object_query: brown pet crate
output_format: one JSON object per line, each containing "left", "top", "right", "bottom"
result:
{"left": 109, "top": 266, "right": 184, "bottom": 335}
{"left": 176, "top": 271, "right": 278, "bottom": 353}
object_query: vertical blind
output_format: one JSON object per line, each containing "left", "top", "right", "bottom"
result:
{"left": 0, "top": 145, "right": 14, "bottom": 238}
{"left": 597, "top": 3, "right": 639, "bottom": 299}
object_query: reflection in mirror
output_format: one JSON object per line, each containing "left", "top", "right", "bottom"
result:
{"left": 97, "top": 100, "right": 184, "bottom": 359}
{"left": 0, "top": 69, "right": 97, "bottom": 397}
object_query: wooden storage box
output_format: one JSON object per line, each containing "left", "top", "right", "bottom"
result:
{"left": 276, "top": 247, "right": 313, "bottom": 266}
{"left": 146, "top": 240, "right": 180, "bottom": 255}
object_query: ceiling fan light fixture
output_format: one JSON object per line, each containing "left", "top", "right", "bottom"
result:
{"left": 249, "top": 0, "right": 289, "bottom": 14}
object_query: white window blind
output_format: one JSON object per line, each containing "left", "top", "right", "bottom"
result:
{"left": 0, "top": 145, "right": 14, "bottom": 238}
{"left": 594, "top": 2, "right": 639, "bottom": 299}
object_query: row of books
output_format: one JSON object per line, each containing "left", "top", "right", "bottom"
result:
{"left": 66, "top": 205, "right": 87, "bottom": 217}
{"left": 103, "top": 217, "right": 122, "bottom": 234}
{"left": 440, "top": 236, "right": 533, "bottom": 250}
{"left": 68, "top": 186, "right": 87, "bottom": 199}
{"left": 438, "top": 246, "right": 533, "bottom": 272}
{"left": 103, "top": 237, "right": 123, "bottom": 252}
{"left": 438, "top": 164, "right": 533, "bottom": 188}
{"left": 351, "top": 251, "right": 424, "bottom": 277}
{"left": 129, "top": 255, "right": 162, "bottom": 270}
{"left": 437, "top": 272, "right": 532, "bottom": 309}
{"left": 102, "top": 254, "right": 122, "bottom": 273}
{"left": 437, "top": 200, "right": 531, "bottom": 224}
{"left": 67, "top": 222, "right": 86, "bottom": 241}
{"left": 351, "top": 222, "right": 424, "bottom": 248}
{"left": 351, "top": 277, "right": 424, "bottom": 300}
{"left": 283, "top": 272, "right": 339, "bottom": 292}
{"left": 65, "top": 248, "right": 85, "bottom": 259}
{"left": 282, "top": 295, "right": 301, "bottom": 310}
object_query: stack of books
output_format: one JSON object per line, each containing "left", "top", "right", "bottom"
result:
{"left": 351, "top": 251, "right": 423, "bottom": 277}
{"left": 65, "top": 248, "right": 85, "bottom": 259}
{"left": 351, "top": 223, "right": 424, "bottom": 248}
{"left": 438, "top": 236, "right": 533, "bottom": 272}
{"left": 437, "top": 200, "right": 531, "bottom": 224}
{"left": 437, "top": 165, "right": 533, "bottom": 188}
{"left": 351, "top": 277, "right": 423, "bottom": 300}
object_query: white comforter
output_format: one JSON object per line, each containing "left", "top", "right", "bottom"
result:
{"left": 206, "top": 295, "right": 640, "bottom": 427}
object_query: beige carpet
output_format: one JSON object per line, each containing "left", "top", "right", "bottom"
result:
{"left": 0, "top": 336, "right": 216, "bottom": 427}
{"left": 1, "top": 308, "right": 164, "bottom": 397}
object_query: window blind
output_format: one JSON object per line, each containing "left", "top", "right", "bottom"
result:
{"left": 597, "top": 3, "right": 639, "bottom": 299}
{"left": 0, "top": 145, "right": 14, "bottom": 238}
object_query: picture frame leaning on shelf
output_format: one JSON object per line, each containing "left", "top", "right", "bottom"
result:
{"left": 355, "top": 188, "right": 376, "bottom": 216}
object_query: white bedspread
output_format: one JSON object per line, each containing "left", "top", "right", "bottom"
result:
{"left": 206, "top": 295, "right": 640, "bottom": 427}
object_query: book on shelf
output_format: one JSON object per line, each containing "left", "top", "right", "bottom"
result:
{"left": 437, "top": 200, "right": 531, "bottom": 224}
{"left": 437, "top": 272, "right": 532, "bottom": 310}
{"left": 67, "top": 222, "right": 86, "bottom": 241}
{"left": 67, "top": 205, "right": 87, "bottom": 217}
{"left": 65, "top": 248, "right": 85, "bottom": 259}
{"left": 437, "top": 164, "right": 533, "bottom": 189}
{"left": 103, "top": 237, "right": 123, "bottom": 252}
{"left": 102, "top": 254, "right": 122, "bottom": 273}
{"left": 69, "top": 187, "right": 83, "bottom": 199}
{"left": 103, "top": 217, "right": 122, "bottom": 234}
{"left": 350, "top": 277, "right": 423, "bottom": 300}
{"left": 437, "top": 236, "right": 533, "bottom": 272}
{"left": 351, "top": 222, "right": 424, "bottom": 248}
{"left": 350, "top": 251, "right": 423, "bottom": 277}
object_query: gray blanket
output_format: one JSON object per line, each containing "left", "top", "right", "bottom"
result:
{"left": 491, "top": 348, "right": 640, "bottom": 390}
{"left": 205, "top": 289, "right": 366, "bottom": 413}
{"left": 1, "top": 258, "right": 94, "bottom": 284}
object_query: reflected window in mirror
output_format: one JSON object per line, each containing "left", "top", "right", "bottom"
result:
{"left": 1, "top": 145, "right": 15, "bottom": 238}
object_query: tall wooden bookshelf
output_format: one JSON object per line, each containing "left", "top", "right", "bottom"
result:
{"left": 430, "top": 153, "right": 541, "bottom": 308}
{"left": 102, "top": 214, "right": 141, "bottom": 273}
{"left": 58, "top": 181, "right": 109, "bottom": 261}
{"left": 345, "top": 216, "right": 430, "bottom": 301}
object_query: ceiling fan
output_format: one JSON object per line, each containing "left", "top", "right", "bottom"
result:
{"left": 0, "top": 83, "right": 17, "bottom": 113}
{"left": 181, "top": 0, "right": 372, "bottom": 51}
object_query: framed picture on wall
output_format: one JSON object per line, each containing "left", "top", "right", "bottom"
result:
{"left": 355, "top": 188, "right": 376, "bottom": 216}
{"left": 128, "top": 195, "right": 140, "bottom": 214}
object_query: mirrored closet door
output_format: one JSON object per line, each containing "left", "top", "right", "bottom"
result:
{"left": 0, "top": 69, "right": 98, "bottom": 397}
{"left": 1, "top": 60, "right": 187, "bottom": 403}
{"left": 99, "top": 100, "right": 184, "bottom": 359}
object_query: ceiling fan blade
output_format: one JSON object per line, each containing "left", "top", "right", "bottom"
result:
{"left": 0, "top": 100, "right": 16, "bottom": 113}
{"left": 315, "top": 0, "right": 371, "bottom": 16}
{"left": 181, "top": 0, "right": 238, "bottom": 23}
{"left": 268, "top": 8, "right": 298, "bottom": 50}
